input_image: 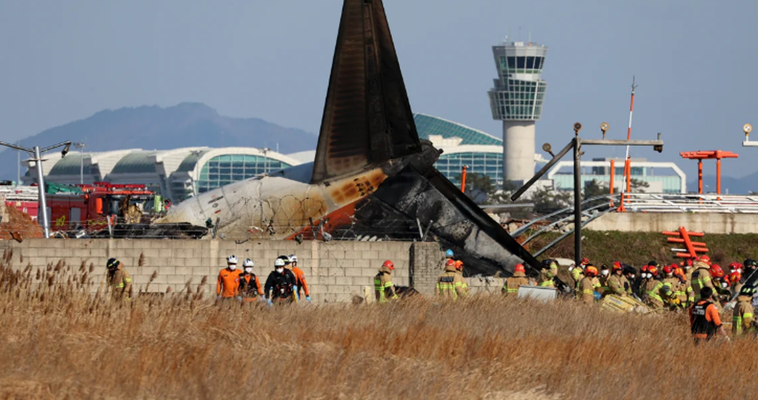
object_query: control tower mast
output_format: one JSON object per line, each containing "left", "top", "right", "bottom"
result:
{"left": 488, "top": 39, "right": 548, "bottom": 185}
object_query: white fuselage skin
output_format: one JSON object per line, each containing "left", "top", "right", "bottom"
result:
{"left": 159, "top": 162, "right": 389, "bottom": 239}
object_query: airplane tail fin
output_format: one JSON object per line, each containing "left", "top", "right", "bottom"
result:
{"left": 311, "top": 0, "right": 421, "bottom": 184}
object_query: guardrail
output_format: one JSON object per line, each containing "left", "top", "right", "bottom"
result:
{"left": 620, "top": 193, "right": 758, "bottom": 213}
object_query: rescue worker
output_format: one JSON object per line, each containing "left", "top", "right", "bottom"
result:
{"left": 287, "top": 254, "right": 311, "bottom": 303}
{"left": 607, "top": 262, "right": 630, "bottom": 296}
{"left": 453, "top": 260, "right": 469, "bottom": 293}
{"left": 538, "top": 259, "right": 558, "bottom": 288}
{"left": 569, "top": 263, "right": 584, "bottom": 292}
{"left": 710, "top": 264, "right": 731, "bottom": 304}
{"left": 578, "top": 265, "right": 599, "bottom": 304}
{"left": 690, "top": 287, "right": 729, "bottom": 344}
{"left": 216, "top": 255, "right": 242, "bottom": 300}
{"left": 106, "top": 258, "right": 132, "bottom": 301}
{"left": 732, "top": 286, "right": 756, "bottom": 337}
{"left": 661, "top": 264, "right": 685, "bottom": 309}
{"left": 641, "top": 265, "right": 665, "bottom": 310}
{"left": 238, "top": 259, "right": 263, "bottom": 302}
{"left": 579, "top": 257, "right": 590, "bottom": 270}
{"left": 624, "top": 266, "right": 641, "bottom": 298}
{"left": 597, "top": 264, "right": 611, "bottom": 296}
{"left": 374, "top": 260, "right": 398, "bottom": 303}
{"left": 435, "top": 259, "right": 469, "bottom": 300}
{"left": 743, "top": 259, "right": 758, "bottom": 282}
{"left": 502, "top": 264, "right": 529, "bottom": 296}
{"left": 728, "top": 271, "right": 743, "bottom": 295}
{"left": 265, "top": 257, "right": 297, "bottom": 305}
{"left": 691, "top": 257, "right": 718, "bottom": 303}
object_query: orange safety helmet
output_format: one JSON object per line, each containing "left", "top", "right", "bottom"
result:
{"left": 584, "top": 265, "right": 598, "bottom": 277}
{"left": 699, "top": 255, "right": 711, "bottom": 265}
{"left": 514, "top": 264, "right": 526, "bottom": 273}
{"left": 454, "top": 260, "right": 464, "bottom": 271}
{"left": 710, "top": 264, "right": 724, "bottom": 278}
{"left": 729, "top": 271, "right": 742, "bottom": 284}
{"left": 648, "top": 266, "right": 659, "bottom": 277}
{"left": 641, "top": 265, "right": 649, "bottom": 273}
{"left": 382, "top": 260, "right": 395, "bottom": 270}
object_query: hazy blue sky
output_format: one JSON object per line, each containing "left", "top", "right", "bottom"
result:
{"left": 1, "top": 0, "right": 757, "bottom": 181}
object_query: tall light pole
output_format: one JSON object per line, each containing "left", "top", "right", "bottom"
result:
{"left": 511, "top": 122, "right": 663, "bottom": 266}
{"left": 73, "top": 142, "right": 86, "bottom": 184}
{"left": 0, "top": 140, "right": 72, "bottom": 238}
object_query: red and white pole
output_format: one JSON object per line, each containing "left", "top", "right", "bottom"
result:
{"left": 623, "top": 76, "right": 637, "bottom": 194}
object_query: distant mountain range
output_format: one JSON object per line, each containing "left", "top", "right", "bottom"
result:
{"left": 0, "top": 102, "right": 317, "bottom": 180}
{"left": 687, "top": 174, "right": 758, "bottom": 195}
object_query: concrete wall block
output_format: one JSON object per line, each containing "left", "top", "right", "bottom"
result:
{"left": 343, "top": 268, "right": 363, "bottom": 277}
{"left": 318, "top": 276, "right": 336, "bottom": 285}
{"left": 168, "top": 275, "right": 191, "bottom": 285}
{"left": 335, "top": 277, "right": 351, "bottom": 286}
{"left": 323, "top": 268, "right": 344, "bottom": 277}
{"left": 157, "top": 266, "right": 176, "bottom": 276}
{"left": 352, "top": 277, "right": 371, "bottom": 286}
{"left": 359, "top": 250, "right": 379, "bottom": 260}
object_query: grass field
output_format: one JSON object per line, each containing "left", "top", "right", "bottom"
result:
{"left": 529, "top": 230, "right": 758, "bottom": 266}
{"left": 0, "top": 259, "right": 755, "bottom": 400}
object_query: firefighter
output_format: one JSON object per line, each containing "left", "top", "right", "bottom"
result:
{"left": 217, "top": 255, "right": 242, "bottom": 300}
{"left": 502, "top": 264, "right": 529, "bottom": 296}
{"left": 608, "top": 262, "right": 630, "bottom": 296}
{"left": 106, "top": 258, "right": 132, "bottom": 301}
{"left": 569, "top": 263, "right": 584, "bottom": 292}
{"left": 287, "top": 254, "right": 311, "bottom": 303}
{"left": 743, "top": 259, "right": 758, "bottom": 282}
{"left": 728, "top": 271, "right": 743, "bottom": 295}
{"left": 238, "top": 259, "right": 263, "bottom": 302}
{"left": 265, "top": 257, "right": 297, "bottom": 305}
{"left": 733, "top": 286, "right": 757, "bottom": 337}
{"left": 641, "top": 264, "right": 665, "bottom": 310}
{"left": 453, "top": 260, "right": 469, "bottom": 293}
{"left": 691, "top": 257, "right": 718, "bottom": 303}
{"left": 436, "top": 259, "right": 468, "bottom": 300}
{"left": 578, "top": 265, "right": 598, "bottom": 304}
{"left": 690, "top": 287, "right": 729, "bottom": 344}
{"left": 624, "top": 266, "right": 641, "bottom": 298}
{"left": 538, "top": 259, "right": 558, "bottom": 288}
{"left": 661, "top": 264, "right": 685, "bottom": 309}
{"left": 374, "top": 260, "right": 398, "bottom": 303}
{"left": 710, "top": 264, "right": 731, "bottom": 304}
{"left": 579, "top": 257, "right": 590, "bottom": 270}
{"left": 597, "top": 264, "right": 611, "bottom": 296}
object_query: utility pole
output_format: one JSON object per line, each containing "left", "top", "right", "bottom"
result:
{"left": 511, "top": 122, "right": 663, "bottom": 266}
{"left": 0, "top": 140, "right": 72, "bottom": 238}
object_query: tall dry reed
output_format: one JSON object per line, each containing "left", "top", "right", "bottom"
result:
{"left": 0, "top": 260, "right": 753, "bottom": 400}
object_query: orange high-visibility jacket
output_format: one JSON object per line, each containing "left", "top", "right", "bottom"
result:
{"left": 217, "top": 268, "right": 242, "bottom": 298}
{"left": 291, "top": 266, "right": 309, "bottom": 296}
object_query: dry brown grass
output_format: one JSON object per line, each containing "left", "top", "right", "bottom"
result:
{"left": 0, "top": 261, "right": 755, "bottom": 400}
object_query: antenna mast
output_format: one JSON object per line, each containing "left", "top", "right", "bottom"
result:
{"left": 623, "top": 76, "right": 638, "bottom": 192}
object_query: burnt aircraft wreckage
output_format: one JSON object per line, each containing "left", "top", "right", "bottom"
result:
{"left": 157, "top": 0, "right": 540, "bottom": 276}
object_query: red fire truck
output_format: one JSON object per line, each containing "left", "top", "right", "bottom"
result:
{"left": 46, "top": 182, "right": 163, "bottom": 233}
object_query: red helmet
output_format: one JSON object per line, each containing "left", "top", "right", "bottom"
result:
{"left": 585, "top": 265, "right": 598, "bottom": 277}
{"left": 729, "top": 262, "right": 743, "bottom": 271}
{"left": 729, "top": 271, "right": 742, "bottom": 283}
{"left": 514, "top": 264, "right": 526, "bottom": 273}
{"left": 382, "top": 260, "right": 395, "bottom": 270}
{"left": 699, "top": 255, "right": 711, "bottom": 264}
{"left": 454, "top": 260, "right": 464, "bottom": 271}
{"left": 710, "top": 264, "right": 724, "bottom": 278}
{"left": 648, "top": 266, "right": 659, "bottom": 277}
{"left": 641, "top": 265, "right": 649, "bottom": 273}
{"left": 445, "top": 259, "right": 456, "bottom": 267}
{"left": 612, "top": 261, "right": 622, "bottom": 271}
{"left": 581, "top": 258, "right": 590, "bottom": 265}
{"left": 663, "top": 265, "right": 675, "bottom": 274}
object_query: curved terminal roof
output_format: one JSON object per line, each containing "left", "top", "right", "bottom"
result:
{"left": 110, "top": 151, "right": 159, "bottom": 175}
{"left": 175, "top": 147, "right": 301, "bottom": 179}
{"left": 48, "top": 153, "right": 91, "bottom": 176}
{"left": 414, "top": 113, "right": 502, "bottom": 145}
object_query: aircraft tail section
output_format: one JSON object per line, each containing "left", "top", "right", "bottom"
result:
{"left": 311, "top": 0, "right": 421, "bottom": 184}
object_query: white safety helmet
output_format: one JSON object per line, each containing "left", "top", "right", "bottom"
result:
{"left": 243, "top": 259, "right": 254, "bottom": 268}
{"left": 289, "top": 254, "right": 298, "bottom": 264}
{"left": 274, "top": 258, "right": 286, "bottom": 268}
{"left": 227, "top": 255, "right": 238, "bottom": 265}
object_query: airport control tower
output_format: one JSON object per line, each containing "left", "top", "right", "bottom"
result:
{"left": 488, "top": 40, "right": 548, "bottom": 184}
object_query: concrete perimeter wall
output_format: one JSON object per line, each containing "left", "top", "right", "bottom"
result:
{"left": 585, "top": 212, "right": 758, "bottom": 234}
{"left": 0, "top": 239, "right": 463, "bottom": 303}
